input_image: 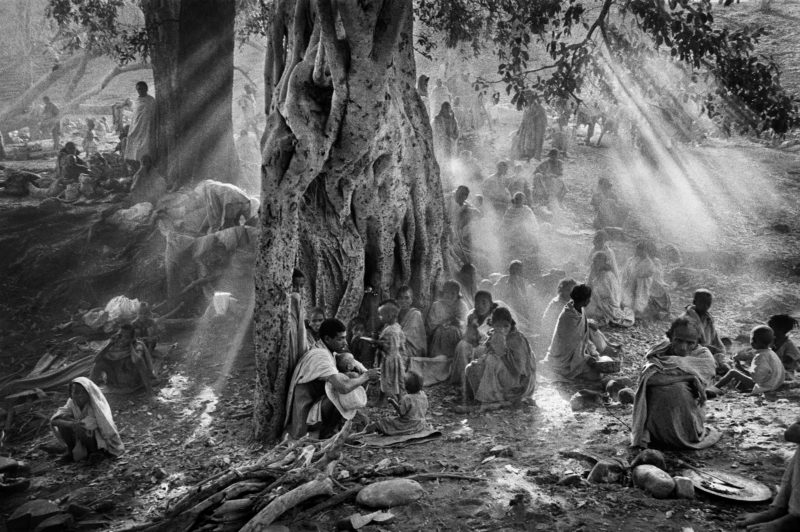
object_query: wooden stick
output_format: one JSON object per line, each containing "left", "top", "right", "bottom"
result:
{"left": 293, "top": 485, "right": 364, "bottom": 521}
{"left": 407, "top": 472, "right": 487, "bottom": 482}
{"left": 167, "top": 466, "right": 278, "bottom": 517}
{"left": 240, "top": 477, "right": 334, "bottom": 531}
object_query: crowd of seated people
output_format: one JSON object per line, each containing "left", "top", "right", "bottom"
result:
{"left": 43, "top": 114, "right": 800, "bottom": 532}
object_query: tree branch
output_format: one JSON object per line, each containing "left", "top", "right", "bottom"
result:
{"left": 587, "top": 0, "right": 615, "bottom": 41}
{"left": 476, "top": 63, "right": 558, "bottom": 85}
{"left": 316, "top": 0, "right": 347, "bottom": 85}
{"left": 234, "top": 65, "right": 258, "bottom": 89}
{"left": 245, "top": 39, "right": 266, "bottom": 52}
{"left": 65, "top": 62, "right": 151, "bottom": 112}
{"left": 0, "top": 52, "right": 88, "bottom": 123}
{"left": 371, "top": 0, "right": 410, "bottom": 65}
{"left": 65, "top": 52, "right": 94, "bottom": 100}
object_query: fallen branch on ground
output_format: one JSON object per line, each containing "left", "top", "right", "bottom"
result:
{"left": 114, "top": 420, "right": 480, "bottom": 531}
{"left": 116, "top": 422, "right": 353, "bottom": 532}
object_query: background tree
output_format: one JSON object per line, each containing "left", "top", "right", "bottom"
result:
{"left": 44, "top": 0, "right": 240, "bottom": 187}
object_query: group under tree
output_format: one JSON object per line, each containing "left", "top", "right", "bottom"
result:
{"left": 27, "top": 0, "right": 799, "bottom": 442}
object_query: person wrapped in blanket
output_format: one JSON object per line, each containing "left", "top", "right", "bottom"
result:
{"left": 463, "top": 306, "right": 536, "bottom": 406}
{"left": 50, "top": 377, "right": 124, "bottom": 463}
{"left": 631, "top": 317, "right": 721, "bottom": 450}
{"left": 91, "top": 323, "right": 156, "bottom": 394}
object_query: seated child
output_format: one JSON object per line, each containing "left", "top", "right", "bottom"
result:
{"left": 768, "top": 314, "right": 800, "bottom": 380}
{"left": 50, "top": 377, "right": 124, "bottom": 463}
{"left": 715, "top": 325, "right": 785, "bottom": 394}
{"left": 737, "top": 419, "right": 800, "bottom": 531}
{"left": 370, "top": 371, "right": 432, "bottom": 436}
{"left": 377, "top": 300, "right": 407, "bottom": 404}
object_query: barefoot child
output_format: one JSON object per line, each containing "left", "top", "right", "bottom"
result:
{"left": 715, "top": 325, "right": 784, "bottom": 394}
{"left": 372, "top": 371, "right": 432, "bottom": 436}
{"left": 768, "top": 314, "right": 800, "bottom": 381}
{"left": 737, "top": 419, "right": 800, "bottom": 531}
{"left": 377, "top": 300, "right": 406, "bottom": 404}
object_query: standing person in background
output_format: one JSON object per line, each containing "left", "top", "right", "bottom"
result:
{"left": 433, "top": 102, "right": 460, "bottom": 171}
{"left": 238, "top": 84, "right": 260, "bottom": 136}
{"left": 511, "top": 92, "right": 547, "bottom": 161}
{"left": 41, "top": 96, "right": 61, "bottom": 150}
{"left": 83, "top": 118, "right": 100, "bottom": 156}
{"left": 124, "top": 82, "right": 156, "bottom": 175}
{"left": 429, "top": 78, "right": 451, "bottom": 123}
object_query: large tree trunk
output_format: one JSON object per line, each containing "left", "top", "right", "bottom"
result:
{"left": 253, "top": 0, "right": 448, "bottom": 441}
{"left": 142, "top": 0, "right": 240, "bottom": 187}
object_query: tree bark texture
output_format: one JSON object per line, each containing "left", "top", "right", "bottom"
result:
{"left": 253, "top": 0, "right": 448, "bottom": 441}
{"left": 142, "top": 0, "right": 240, "bottom": 186}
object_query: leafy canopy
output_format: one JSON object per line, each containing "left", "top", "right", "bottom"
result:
{"left": 415, "top": 0, "right": 797, "bottom": 133}
{"left": 46, "top": 0, "right": 797, "bottom": 133}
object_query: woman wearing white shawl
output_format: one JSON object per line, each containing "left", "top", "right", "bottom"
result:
{"left": 622, "top": 240, "right": 671, "bottom": 320}
{"left": 544, "top": 284, "right": 613, "bottom": 385}
{"left": 502, "top": 193, "right": 540, "bottom": 268}
{"left": 631, "top": 318, "right": 721, "bottom": 450}
{"left": 51, "top": 377, "right": 124, "bottom": 462}
{"left": 585, "top": 250, "right": 634, "bottom": 328}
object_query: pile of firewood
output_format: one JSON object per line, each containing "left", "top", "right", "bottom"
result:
{"left": 119, "top": 421, "right": 483, "bottom": 532}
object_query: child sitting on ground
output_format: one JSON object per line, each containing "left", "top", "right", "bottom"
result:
{"left": 376, "top": 300, "right": 406, "bottom": 405}
{"left": 768, "top": 314, "right": 800, "bottom": 381}
{"left": 715, "top": 325, "right": 785, "bottom": 394}
{"left": 369, "top": 371, "right": 432, "bottom": 436}
{"left": 737, "top": 418, "right": 800, "bottom": 531}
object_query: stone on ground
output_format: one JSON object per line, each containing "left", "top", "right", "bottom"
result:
{"left": 632, "top": 465, "right": 675, "bottom": 499}
{"left": 6, "top": 499, "right": 62, "bottom": 531}
{"left": 356, "top": 479, "right": 424, "bottom": 509}
{"left": 631, "top": 449, "right": 667, "bottom": 471}
{"left": 33, "top": 513, "right": 74, "bottom": 532}
{"left": 587, "top": 458, "right": 628, "bottom": 483}
{"left": 673, "top": 476, "right": 695, "bottom": 499}
{"left": 107, "top": 202, "right": 153, "bottom": 231}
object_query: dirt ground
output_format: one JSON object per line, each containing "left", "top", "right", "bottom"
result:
{"left": 3, "top": 2, "right": 800, "bottom": 529}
